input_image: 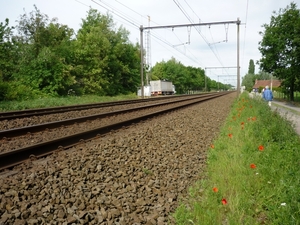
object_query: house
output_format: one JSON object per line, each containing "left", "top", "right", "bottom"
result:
{"left": 252, "top": 79, "right": 281, "bottom": 91}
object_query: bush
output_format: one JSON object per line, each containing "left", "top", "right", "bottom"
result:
{"left": 3, "top": 82, "right": 48, "bottom": 101}
{"left": 0, "top": 82, "right": 9, "bottom": 101}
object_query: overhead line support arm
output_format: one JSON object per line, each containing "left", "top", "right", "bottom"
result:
{"left": 139, "top": 19, "right": 241, "bottom": 98}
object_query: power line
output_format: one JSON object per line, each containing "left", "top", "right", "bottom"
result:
{"left": 91, "top": 0, "right": 199, "bottom": 68}
{"left": 91, "top": 0, "right": 140, "bottom": 28}
{"left": 172, "top": 0, "right": 228, "bottom": 71}
{"left": 150, "top": 32, "right": 203, "bottom": 67}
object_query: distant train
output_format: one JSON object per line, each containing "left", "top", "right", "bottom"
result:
{"left": 137, "top": 80, "right": 176, "bottom": 97}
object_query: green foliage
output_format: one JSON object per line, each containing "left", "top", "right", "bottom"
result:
{"left": 3, "top": 81, "right": 47, "bottom": 101}
{"left": 242, "top": 71, "right": 274, "bottom": 92}
{"left": 72, "top": 9, "right": 140, "bottom": 96}
{"left": 0, "top": 18, "right": 16, "bottom": 81}
{"left": 173, "top": 93, "right": 300, "bottom": 224}
{"left": 242, "top": 73, "right": 256, "bottom": 92}
{"left": 0, "top": 6, "right": 141, "bottom": 100}
{"left": 248, "top": 59, "right": 255, "bottom": 74}
{"left": 259, "top": 2, "right": 300, "bottom": 100}
{"left": 0, "top": 93, "right": 137, "bottom": 111}
{"left": 11, "top": 5, "right": 76, "bottom": 96}
{"left": 151, "top": 58, "right": 232, "bottom": 93}
{"left": 0, "top": 82, "right": 9, "bottom": 100}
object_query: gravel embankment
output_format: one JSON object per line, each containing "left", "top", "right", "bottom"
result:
{"left": 0, "top": 92, "right": 236, "bottom": 225}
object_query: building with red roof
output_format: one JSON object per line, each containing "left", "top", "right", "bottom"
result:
{"left": 253, "top": 79, "right": 282, "bottom": 90}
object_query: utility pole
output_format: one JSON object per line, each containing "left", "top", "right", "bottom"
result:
{"left": 145, "top": 16, "right": 152, "bottom": 86}
{"left": 237, "top": 18, "right": 241, "bottom": 97}
{"left": 140, "top": 25, "right": 144, "bottom": 98}
{"left": 139, "top": 19, "right": 241, "bottom": 98}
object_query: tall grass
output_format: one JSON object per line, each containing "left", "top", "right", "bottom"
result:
{"left": 0, "top": 93, "right": 138, "bottom": 112}
{"left": 173, "top": 92, "right": 300, "bottom": 224}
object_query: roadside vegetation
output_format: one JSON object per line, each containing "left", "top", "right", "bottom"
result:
{"left": 0, "top": 6, "right": 230, "bottom": 102}
{"left": 173, "top": 92, "right": 300, "bottom": 224}
{"left": 0, "top": 93, "right": 138, "bottom": 112}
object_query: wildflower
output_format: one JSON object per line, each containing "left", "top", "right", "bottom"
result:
{"left": 252, "top": 117, "right": 256, "bottom": 121}
{"left": 210, "top": 144, "right": 215, "bottom": 149}
{"left": 258, "top": 145, "right": 264, "bottom": 151}
{"left": 228, "top": 133, "right": 233, "bottom": 138}
{"left": 250, "top": 163, "right": 256, "bottom": 169}
{"left": 241, "top": 122, "right": 244, "bottom": 125}
{"left": 256, "top": 173, "right": 259, "bottom": 175}
{"left": 212, "top": 187, "right": 218, "bottom": 192}
{"left": 221, "top": 198, "right": 227, "bottom": 205}
{"left": 281, "top": 203, "right": 286, "bottom": 206}
{"left": 250, "top": 105, "right": 253, "bottom": 108}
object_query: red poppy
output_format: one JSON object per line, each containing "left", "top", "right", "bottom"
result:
{"left": 252, "top": 117, "right": 257, "bottom": 121}
{"left": 258, "top": 145, "right": 264, "bottom": 151}
{"left": 250, "top": 163, "right": 256, "bottom": 169}
{"left": 228, "top": 133, "right": 233, "bottom": 138}
{"left": 221, "top": 198, "right": 227, "bottom": 205}
{"left": 241, "top": 122, "right": 244, "bottom": 125}
{"left": 250, "top": 105, "right": 253, "bottom": 108}
{"left": 210, "top": 144, "right": 215, "bottom": 149}
{"left": 213, "top": 187, "right": 218, "bottom": 192}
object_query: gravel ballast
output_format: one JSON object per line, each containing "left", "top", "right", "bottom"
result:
{"left": 0, "top": 93, "right": 236, "bottom": 225}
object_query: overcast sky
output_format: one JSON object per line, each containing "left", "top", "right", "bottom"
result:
{"left": 0, "top": 0, "right": 295, "bottom": 87}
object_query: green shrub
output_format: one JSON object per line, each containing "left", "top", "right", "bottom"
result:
{"left": 173, "top": 92, "right": 300, "bottom": 224}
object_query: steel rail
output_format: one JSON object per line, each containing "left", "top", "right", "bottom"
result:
{"left": 0, "top": 94, "right": 218, "bottom": 138}
{"left": 0, "top": 92, "right": 232, "bottom": 171}
{"left": 0, "top": 95, "right": 183, "bottom": 121}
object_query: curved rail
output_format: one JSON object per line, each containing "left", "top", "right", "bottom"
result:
{"left": 0, "top": 92, "right": 233, "bottom": 170}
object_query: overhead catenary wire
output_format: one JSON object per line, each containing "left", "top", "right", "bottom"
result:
{"left": 173, "top": 0, "right": 228, "bottom": 72}
{"left": 173, "top": 0, "right": 241, "bottom": 76}
{"left": 150, "top": 32, "right": 204, "bottom": 67}
{"left": 91, "top": 0, "right": 205, "bottom": 69}
{"left": 92, "top": 0, "right": 140, "bottom": 28}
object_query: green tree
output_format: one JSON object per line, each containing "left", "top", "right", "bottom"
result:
{"left": 151, "top": 58, "right": 208, "bottom": 93}
{"left": 241, "top": 73, "right": 256, "bottom": 92}
{"left": 258, "top": 2, "right": 300, "bottom": 101}
{"left": 241, "top": 59, "right": 258, "bottom": 91}
{"left": 248, "top": 59, "right": 255, "bottom": 74}
{"left": 73, "top": 9, "right": 140, "bottom": 96}
{"left": 8, "top": 5, "right": 76, "bottom": 97}
{"left": 0, "top": 19, "right": 16, "bottom": 82}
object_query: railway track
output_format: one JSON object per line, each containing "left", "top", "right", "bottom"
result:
{"left": 0, "top": 92, "right": 232, "bottom": 170}
{"left": 0, "top": 95, "right": 184, "bottom": 121}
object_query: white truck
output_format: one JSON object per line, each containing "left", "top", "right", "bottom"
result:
{"left": 150, "top": 80, "right": 175, "bottom": 96}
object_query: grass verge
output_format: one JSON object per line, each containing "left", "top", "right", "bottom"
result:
{"left": 173, "top": 92, "right": 300, "bottom": 224}
{"left": 0, "top": 93, "right": 138, "bottom": 112}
